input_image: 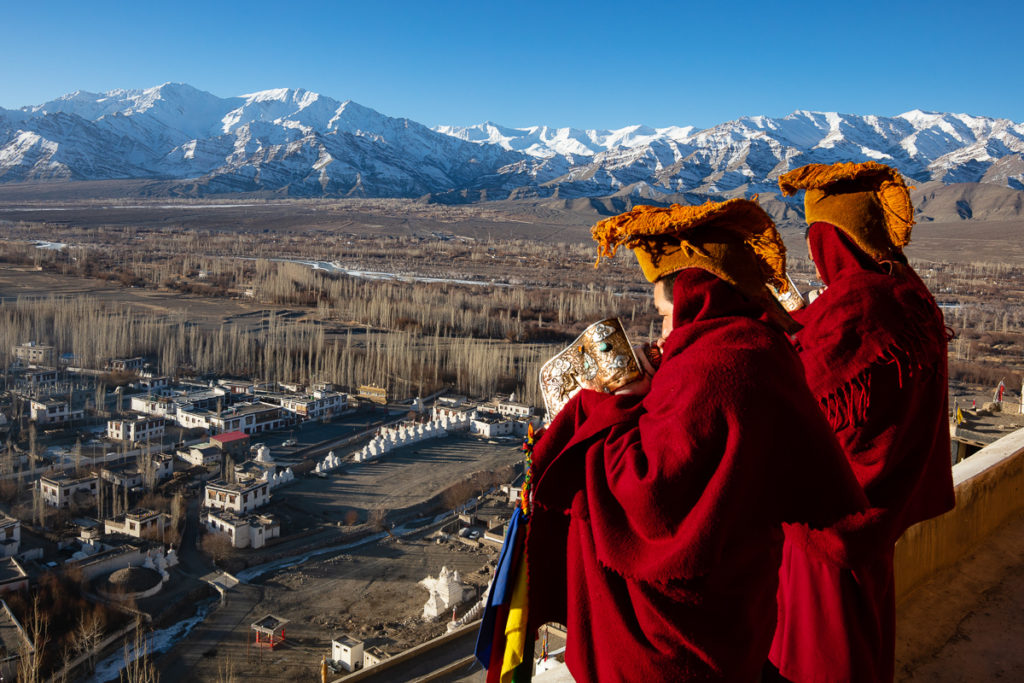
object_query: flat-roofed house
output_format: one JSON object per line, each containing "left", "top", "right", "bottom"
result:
{"left": 23, "top": 368, "right": 59, "bottom": 392}
{"left": 203, "top": 509, "right": 279, "bottom": 549}
{"left": 108, "top": 357, "right": 145, "bottom": 372}
{"left": 0, "top": 516, "right": 20, "bottom": 558}
{"left": 332, "top": 634, "right": 364, "bottom": 672}
{"left": 275, "top": 390, "right": 347, "bottom": 421}
{"left": 209, "top": 403, "right": 289, "bottom": 435}
{"left": 13, "top": 341, "right": 54, "bottom": 365}
{"left": 39, "top": 474, "right": 97, "bottom": 508}
{"left": 470, "top": 414, "right": 514, "bottom": 438}
{"left": 29, "top": 398, "right": 83, "bottom": 425}
{"left": 177, "top": 443, "right": 221, "bottom": 467}
{"left": 106, "top": 415, "right": 165, "bottom": 443}
{"left": 210, "top": 431, "right": 250, "bottom": 458}
{"left": 0, "top": 558, "right": 28, "bottom": 594}
{"left": 104, "top": 508, "right": 172, "bottom": 540}
{"left": 357, "top": 385, "right": 388, "bottom": 405}
{"left": 204, "top": 479, "right": 270, "bottom": 514}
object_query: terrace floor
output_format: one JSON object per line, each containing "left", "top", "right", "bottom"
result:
{"left": 895, "top": 508, "right": 1024, "bottom": 681}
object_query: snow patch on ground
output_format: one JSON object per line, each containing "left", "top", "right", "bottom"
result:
{"left": 90, "top": 599, "right": 216, "bottom": 683}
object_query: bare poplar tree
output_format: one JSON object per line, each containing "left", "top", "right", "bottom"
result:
{"left": 74, "top": 608, "right": 105, "bottom": 673}
{"left": 18, "top": 595, "right": 48, "bottom": 683}
{"left": 120, "top": 621, "right": 159, "bottom": 683}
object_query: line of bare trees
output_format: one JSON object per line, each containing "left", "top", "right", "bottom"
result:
{"left": 0, "top": 295, "right": 553, "bottom": 404}
{"left": 2, "top": 224, "right": 1021, "bottom": 402}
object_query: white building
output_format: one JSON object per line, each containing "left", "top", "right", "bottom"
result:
{"left": 13, "top": 341, "right": 54, "bottom": 365}
{"left": 39, "top": 474, "right": 97, "bottom": 508}
{"left": 108, "top": 357, "right": 145, "bottom": 372}
{"left": 511, "top": 416, "right": 543, "bottom": 437}
{"left": 22, "top": 368, "right": 59, "bottom": 392}
{"left": 218, "top": 379, "right": 255, "bottom": 395}
{"left": 332, "top": 634, "right": 364, "bottom": 672}
{"left": 99, "top": 464, "right": 142, "bottom": 490}
{"left": 204, "top": 479, "right": 270, "bottom": 514}
{"left": 0, "top": 515, "right": 21, "bottom": 558}
{"left": 204, "top": 509, "right": 279, "bottom": 549}
{"left": 104, "top": 508, "right": 171, "bottom": 539}
{"left": 178, "top": 402, "right": 289, "bottom": 435}
{"left": 30, "top": 398, "right": 83, "bottom": 425}
{"left": 178, "top": 443, "right": 221, "bottom": 467}
{"left": 176, "top": 406, "right": 212, "bottom": 431}
{"left": 134, "top": 375, "right": 169, "bottom": 393}
{"left": 101, "top": 453, "right": 173, "bottom": 489}
{"left": 211, "top": 403, "right": 288, "bottom": 434}
{"left": 136, "top": 389, "right": 226, "bottom": 424}
{"left": 470, "top": 415, "right": 514, "bottom": 438}
{"left": 492, "top": 400, "right": 533, "bottom": 419}
{"left": 363, "top": 646, "right": 388, "bottom": 668}
{"left": 275, "top": 390, "right": 347, "bottom": 421}
{"left": 130, "top": 396, "right": 180, "bottom": 418}
{"left": 172, "top": 388, "right": 226, "bottom": 411}
{"left": 143, "top": 451, "right": 175, "bottom": 482}
{"left": 106, "top": 416, "right": 165, "bottom": 443}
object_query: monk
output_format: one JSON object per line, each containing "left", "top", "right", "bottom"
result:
{"left": 523, "top": 199, "right": 868, "bottom": 682}
{"left": 767, "top": 162, "right": 956, "bottom": 682}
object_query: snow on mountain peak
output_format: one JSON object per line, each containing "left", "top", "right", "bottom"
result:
{"left": 2, "top": 83, "right": 1022, "bottom": 199}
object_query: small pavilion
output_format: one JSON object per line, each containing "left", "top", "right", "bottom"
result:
{"left": 251, "top": 614, "right": 289, "bottom": 649}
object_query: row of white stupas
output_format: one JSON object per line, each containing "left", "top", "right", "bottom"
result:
{"left": 350, "top": 409, "right": 475, "bottom": 464}
{"left": 421, "top": 565, "right": 474, "bottom": 621}
{"left": 254, "top": 444, "right": 296, "bottom": 487}
{"left": 262, "top": 467, "right": 296, "bottom": 487}
{"left": 316, "top": 451, "right": 343, "bottom": 473}
{"left": 142, "top": 546, "right": 179, "bottom": 580}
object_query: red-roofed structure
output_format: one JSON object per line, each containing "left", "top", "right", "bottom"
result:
{"left": 211, "top": 431, "right": 251, "bottom": 457}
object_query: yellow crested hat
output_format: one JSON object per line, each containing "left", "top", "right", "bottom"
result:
{"left": 591, "top": 198, "right": 798, "bottom": 332}
{"left": 778, "top": 161, "right": 914, "bottom": 262}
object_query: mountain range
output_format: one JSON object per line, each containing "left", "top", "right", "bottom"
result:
{"left": 2, "top": 83, "right": 1024, "bottom": 206}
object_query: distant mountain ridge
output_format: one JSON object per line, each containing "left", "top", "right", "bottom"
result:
{"left": 2, "top": 83, "right": 1024, "bottom": 206}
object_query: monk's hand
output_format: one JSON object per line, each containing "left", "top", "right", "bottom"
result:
{"left": 635, "top": 343, "right": 659, "bottom": 376}
{"left": 615, "top": 344, "right": 655, "bottom": 396}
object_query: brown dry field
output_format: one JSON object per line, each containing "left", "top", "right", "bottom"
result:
{"left": 277, "top": 437, "right": 521, "bottom": 526}
{"left": 1, "top": 196, "right": 1021, "bottom": 263}
{"left": 184, "top": 532, "right": 500, "bottom": 682}
{"left": 0, "top": 195, "right": 598, "bottom": 243}
{"left": 0, "top": 264, "right": 316, "bottom": 333}
{"left": 903, "top": 220, "right": 1024, "bottom": 265}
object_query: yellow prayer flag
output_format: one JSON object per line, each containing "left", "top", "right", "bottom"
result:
{"left": 500, "top": 562, "right": 530, "bottom": 683}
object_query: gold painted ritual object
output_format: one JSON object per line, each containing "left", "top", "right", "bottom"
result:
{"left": 770, "top": 273, "right": 807, "bottom": 312}
{"left": 539, "top": 318, "right": 642, "bottom": 419}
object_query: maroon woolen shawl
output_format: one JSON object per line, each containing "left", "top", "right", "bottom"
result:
{"left": 525, "top": 269, "right": 867, "bottom": 682}
{"left": 769, "top": 222, "right": 955, "bottom": 683}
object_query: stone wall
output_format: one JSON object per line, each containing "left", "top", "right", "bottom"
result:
{"left": 895, "top": 427, "right": 1024, "bottom": 600}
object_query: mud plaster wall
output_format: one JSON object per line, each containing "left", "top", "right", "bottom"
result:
{"left": 895, "top": 428, "right": 1024, "bottom": 600}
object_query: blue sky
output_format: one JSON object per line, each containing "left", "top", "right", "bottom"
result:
{"left": 2, "top": 0, "right": 1021, "bottom": 130}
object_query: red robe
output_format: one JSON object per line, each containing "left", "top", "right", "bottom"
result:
{"left": 526, "top": 269, "right": 867, "bottom": 682}
{"left": 769, "top": 223, "right": 956, "bottom": 682}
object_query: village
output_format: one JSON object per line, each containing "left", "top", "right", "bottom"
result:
{"left": 0, "top": 192, "right": 1018, "bottom": 681}
{"left": 0, "top": 339, "right": 545, "bottom": 682}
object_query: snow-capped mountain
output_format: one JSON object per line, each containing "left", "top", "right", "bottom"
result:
{"left": 0, "top": 83, "right": 525, "bottom": 197}
{"left": 440, "top": 110, "right": 1024, "bottom": 197}
{"left": 2, "top": 83, "right": 1023, "bottom": 201}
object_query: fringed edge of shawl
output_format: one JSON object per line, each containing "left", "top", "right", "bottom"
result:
{"left": 814, "top": 304, "right": 944, "bottom": 432}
